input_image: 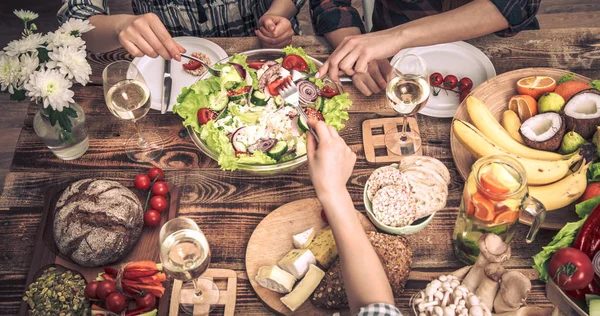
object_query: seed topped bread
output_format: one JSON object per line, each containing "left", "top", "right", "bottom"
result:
{"left": 53, "top": 179, "right": 144, "bottom": 267}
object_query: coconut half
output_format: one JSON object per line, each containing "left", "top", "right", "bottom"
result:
{"left": 562, "top": 89, "right": 600, "bottom": 139}
{"left": 519, "top": 112, "right": 565, "bottom": 151}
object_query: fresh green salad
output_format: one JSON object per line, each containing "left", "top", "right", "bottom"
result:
{"left": 173, "top": 46, "right": 352, "bottom": 171}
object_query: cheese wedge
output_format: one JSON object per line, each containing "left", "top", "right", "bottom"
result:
{"left": 293, "top": 228, "right": 315, "bottom": 249}
{"left": 278, "top": 249, "right": 316, "bottom": 279}
{"left": 255, "top": 265, "right": 296, "bottom": 294}
{"left": 307, "top": 227, "right": 337, "bottom": 268}
{"left": 281, "top": 264, "right": 325, "bottom": 312}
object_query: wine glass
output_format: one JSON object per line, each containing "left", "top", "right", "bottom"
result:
{"left": 102, "top": 61, "right": 163, "bottom": 162}
{"left": 383, "top": 54, "right": 430, "bottom": 156}
{"left": 159, "top": 217, "right": 219, "bottom": 315}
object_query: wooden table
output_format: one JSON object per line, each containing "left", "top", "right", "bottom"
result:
{"left": 1, "top": 30, "right": 599, "bottom": 315}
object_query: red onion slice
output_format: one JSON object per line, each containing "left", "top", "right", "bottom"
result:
{"left": 229, "top": 62, "right": 246, "bottom": 80}
{"left": 230, "top": 127, "right": 246, "bottom": 151}
{"left": 297, "top": 80, "right": 319, "bottom": 106}
{"left": 248, "top": 138, "right": 277, "bottom": 154}
{"left": 259, "top": 64, "right": 281, "bottom": 93}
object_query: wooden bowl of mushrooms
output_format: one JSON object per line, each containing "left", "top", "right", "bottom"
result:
{"left": 411, "top": 234, "right": 553, "bottom": 316}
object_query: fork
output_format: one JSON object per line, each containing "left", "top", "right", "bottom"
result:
{"left": 180, "top": 53, "right": 221, "bottom": 77}
{"left": 278, "top": 79, "right": 319, "bottom": 143}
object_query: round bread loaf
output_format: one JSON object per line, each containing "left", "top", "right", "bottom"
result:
{"left": 53, "top": 179, "right": 144, "bottom": 267}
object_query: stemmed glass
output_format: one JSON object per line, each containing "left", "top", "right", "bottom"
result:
{"left": 383, "top": 54, "right": 430, "bottom": 156}
{"left": 159, "top": 217, "right": 219, "bottom": 315}
{"left": 102, "top": 61, "right": 163, "bottom": 162}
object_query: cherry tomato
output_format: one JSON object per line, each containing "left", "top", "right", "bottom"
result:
{"left": 459, "top": 89, "right": 471, "bottom": 103}
{"left": 566, "top": 280, "right": 600, "bottom": 301}
{"left": 144, "top": 209, "right": 162, "bottom": 227}
{"left": 549, "top": 248, "right": 595, "bottom": 291}
{"left": 152, "top": 181, "right": 169, "bottom": 196}
{"left": 305, "top": 108, "right": 324, "bottom": 121}
{"left": 182, "top": 60, "right": 202, "bottom": 71}
{"left": 136, "top": 292, "right": 157, "bottom": 309}
{"left": 320, "top": 85, "right": 339, "bottom": 98}
{"left": 197, "top": 108, "right": 217, "bottom": 125}
{"left": 458, "top": 77, "right": 473, "bottom": 91}
{"left": 106, "top": 292, "right": 127, "bottom": 313}
{"left": 95, "top": 280, "right": 117, "bottom": 300}
{"left": 267, "top": 77, "right": 289, "bottom": 96}
{"left": 134, "top": 174, "right": 151, "bottom": 191}
{"left": 320, "top": 209, "right": 329, "bottom": 224}
{"left": 247, "top": 61, "right": 265, "bottom": 70}
{"left": 150, "top": 195, "right": 168, "bottom": 213}
{"left": 430, "top": 72, "right": 443, "bottom": 87}
{"left": 84, "top": 281, "right": 99, "bottom": 299}
{"left": 227, "top": 85, "right": 252, "bottom": 97}
{"left": 282, "top": 54, "right": 309, "bottom": 72}
{"left": 577, "top": 182, "right": 600, "bottom": 203}
{"left": 147, "top": 167, "right": 164, "bottom": 181}
{"left": 443, "top": 75, "right": 458, "bottom": 89}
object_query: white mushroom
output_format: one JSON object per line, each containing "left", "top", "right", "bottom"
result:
{"left": 493, "top": 271, "right": 531, "bottom": 313}
{"left": 475, "top": 263, "right": 505, "bottom": 310}
{"left": 462, "top": 234, "right": 512, "bottom": 292}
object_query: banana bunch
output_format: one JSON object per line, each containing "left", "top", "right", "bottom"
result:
{"left": 529, "top": 161, "right": 590, "bottom": 211}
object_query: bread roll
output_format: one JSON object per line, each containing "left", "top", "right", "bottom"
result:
{"left": 402, "top": 167, "right": 448, "bottom": 219}
{"left": 53, "top": 179, "right": 144, "bottom": 267}
{"left": 399, "top": 156, "right": 451, "bottom": 185}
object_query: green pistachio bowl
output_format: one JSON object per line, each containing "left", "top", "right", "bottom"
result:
{"left": 363, "top": 164, "right": 436, "bottom": 235}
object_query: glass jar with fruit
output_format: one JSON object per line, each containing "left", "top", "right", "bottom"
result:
{"left": 452, "top": 155, "right": 547, "bottom": 264}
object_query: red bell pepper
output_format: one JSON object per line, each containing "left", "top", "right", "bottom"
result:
{"left": 123, "top": 269, "right": 159, "bottom": 279}
{"left": 121, "top": 280, "right": 165, "bottom": 297}
{"left": 103, "top": 266, "right": 118, "bottom": 277}
{"left": 137, "top": 273, "right": 167, "bottom": 284}
{"left": 573, "top": 203, "right": 600, "bottom": 259}
{"left": 125, "top": 261, "right": 159, "bottom": 271}
{"left": 101, "top": 273, "right": 115, "bottom": 282}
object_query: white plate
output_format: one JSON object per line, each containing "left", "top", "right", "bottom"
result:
{"left": 132, "top": 36, "right": 228, "bottom": 112}
{"left": 391, "top": 41, "right": 496, "bottom": 118}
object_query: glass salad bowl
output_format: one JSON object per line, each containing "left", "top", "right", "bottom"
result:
{"left": 186, "top": 49, "right": 344, "bottom": 175}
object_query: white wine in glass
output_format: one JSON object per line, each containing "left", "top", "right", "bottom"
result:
{"left": 103, "top": 61, "right": 163, "bottom": 162}
{"left": 160, "top": 217, "right": 219, "bottom": 315}
{"left": 384, "top": 54, "right": 430, "bottom": 156}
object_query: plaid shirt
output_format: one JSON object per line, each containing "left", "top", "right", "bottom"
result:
{"left": 58, "top": 0, "right": 305, "bottom": 37}
{"left": 309, "top": 0, "right": 540, "bottom": 37}
{"left": 358, "top": 303, "right": 403, "bottom": 316}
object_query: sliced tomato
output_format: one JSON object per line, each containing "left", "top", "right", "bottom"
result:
{"left": 282, "top": 54, "right": 309, "bottom": 72}
{"left": 183, "top": 60, "right": 202, "bottom": 71}
{"left": 248, "top": 61, "right": 265, "bottom": 70}
{"left": 320, "top": 85, "right": 339, "bottom": 98}
{"left": 267, "top": 77, "right": 289, "bottom": 96}
{"left": 197, "top": 108, "right": 217, "bottom": 125}
{"left": 305, "top": 108, "right": 324, "bottom": 121}
{"left": 227, "top": 85, "right": 251, "bottom": 97}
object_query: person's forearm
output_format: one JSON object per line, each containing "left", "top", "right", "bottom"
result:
{"left": 84, "top": 14, "right": 136, "bottom": 53}
{"left": 319, "top": 190, "right": 395, "bottom": 313}
{"left": 391, "top": 0, "right": 509, "bottom": 52}
{"left": 265, "top": 0, "right": 298, "bottom": 20}
{"left": 324, "top": 27, "right": 361, "bottom": 49}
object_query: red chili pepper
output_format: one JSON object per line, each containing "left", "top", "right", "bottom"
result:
{"left": 122, "top": 284, "right": 141, "bottom": 296}
{"left": 565, "top": 280, "right": 600, "bottom": 301}
{"left": 573, "top": 203, "right": 600, "bottom": 259}
{"left": 123, "top": 269, "right": 159, "bottom": 280}
{"left": 101, "top": 273, "right": 115, "bottom": 282}
{"left": 103, "top": 266, "right": 118, "bottom": 277}
{"left": 125, "top": 306, "right": 153, "bottom": 316}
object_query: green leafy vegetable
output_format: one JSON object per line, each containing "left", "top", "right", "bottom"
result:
{"left": 229, "top": 105, "right": 263, "bottom": 124}
{"left": 557, "top": 74, "right": 575, "bottom": 85}
{"left": 229, "top": 54, "right": 258, "bottom": 89}
{"left": 173, "top": 77, "right": 221, "bottom": 133}
{"left": 576, "top": 195, "right": 600, "bottom": 218}
{"left": 588, "top": 162, "right": 600, "bottom": 182}
{"left": 282, "top": 46, "right": 318, "bottom": 73}
{"left": 309, "top": 77, "right": 324, "bottom": 89}
{"left": 593, "top": 80, "right": 600, "bottom": 92}
{"left": 237, "top": 151, "right": 276, "bottom": 165}
{"left": 322, "top": 93, "right": 352, "bottom": 130}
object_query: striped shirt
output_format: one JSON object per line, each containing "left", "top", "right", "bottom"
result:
{"left": 358, "top": 303, "right": 403, "bottom": 316}
{"left": 58, "top": 0, "right": 306, "bottom": 37}
{"left": 310, "top": 0, "right": 540, "bottom": 37}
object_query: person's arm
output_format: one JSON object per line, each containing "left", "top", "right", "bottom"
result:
{"left": 309, "top": 0, "right": 364, "bottom": 40}
{"left": 319, "top": 0, "right": 510, "bottom": 81}
{"left": 306, "top": 120, "right": 395, "bottom": 313}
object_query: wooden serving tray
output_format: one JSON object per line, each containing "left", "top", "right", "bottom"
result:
{"left": 19, "top": 182, "right": 181, "bottom": 316}
{"left": 169, "top": 269, "right": 238, "bottom": 316}
{"left": 362, "top": 117, "right": 423, "bottom": 164}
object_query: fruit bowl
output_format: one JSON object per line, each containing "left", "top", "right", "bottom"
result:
{"left": 450, "top": 67, "right": 592, "bottom": 230}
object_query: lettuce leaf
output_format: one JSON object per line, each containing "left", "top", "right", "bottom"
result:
{"left": 228, "top": 53, "right": 259, "bottom": 89}
{"left": 557, "top": 74, "right": 575, "bottom": 85}
{"left": 588, "top": 162, "right": 600, "bottom": 182}
{"left": 229, "top": 105, "right": 263, "bottom": 124}
{"left": 322, "top": 93, "right": 352, "bottom": 130}
{"left": 199, "top": 120, "right": 232, "bottom": 155}
{"left": 237, "top": 151, "right": 276, "bottom": 165}
{"left": 576, "top": 195, "right": 600, "bottom": 218}
{"left": 173, "top": 76, "right": 222, "bottom": 133}
{"left": 282, "top": 46, "right": 317, "bottom": 73}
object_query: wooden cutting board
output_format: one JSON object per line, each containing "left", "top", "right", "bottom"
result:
{"left": 245, "top": 198, "right": 375, "bottom": 315}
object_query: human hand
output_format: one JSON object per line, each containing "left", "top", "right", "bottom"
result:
{"left": 117, "top": 13, "right": 186, "bottom": 61}
{"left": 318, "top": 29, "right": 401, "bottom": 82}
{"left": 307, "top": 120, "right": 356, "bottom": 199}
{"left": 352, "top": 59, "right": 392, "bottom": 96}
{"left": 256, "top": 14, "right": 293, "bottom": 48}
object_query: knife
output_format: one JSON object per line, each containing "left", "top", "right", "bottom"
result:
{"left": 161, "top": 59, "right": 172, "bottom": 114}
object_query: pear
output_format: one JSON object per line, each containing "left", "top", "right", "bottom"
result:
{"left": 538, "top": 92, "right": 565, "bottom": 113}
{"left": 559, "top": 131, "right": 585, "bottom": 154}
{"left": 593, "top": 126, "right": 600, "bottom": 158}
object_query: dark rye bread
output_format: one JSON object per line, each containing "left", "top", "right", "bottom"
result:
{"left": 53, "top": 179, "right": 144, "bottom": 267}
{"left": 311, "top": 232, "right": 413, "bottom": 309}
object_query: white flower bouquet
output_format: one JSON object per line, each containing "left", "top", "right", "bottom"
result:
{"left": 0, "top": 10, "right": 94, "bottom": 134}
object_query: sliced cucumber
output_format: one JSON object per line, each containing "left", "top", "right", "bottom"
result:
{"left": 316, "top": 96, "right": 325, "bottom": 112}
{"left": 217, "top": 107, "right": 229, "bottom": 120}
{"left": 251, "top": 91, "right": 268, "bottom": 106}
{"left": 279, "top": 152, "right": 297, "bottom": 162}
{"left": 274, "top": 95, "right": 283, "bottom": 106}
{"left": 297, "top": 115, "right": 309, "bottom": 132}
{"left": 209, "top": 91, "right": 229, "bottom": 111}
{"left": 229, "top": 93, "right": 247, "bottom": 102}
{"left": 267, "top": 141, "right": 288, "bottom": 160}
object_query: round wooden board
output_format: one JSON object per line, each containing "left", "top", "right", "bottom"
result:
{"left": 246, "top": 198, "right": 375, "bottom": 315}
{"left": 450, "top": 67, "right": 592, "bottom": 230}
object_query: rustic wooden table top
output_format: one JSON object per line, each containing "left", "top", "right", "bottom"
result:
{"left": 1, "top": 30, "right": 599, "bottom": 315}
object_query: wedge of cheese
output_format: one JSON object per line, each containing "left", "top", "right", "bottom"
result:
{"left": 293, "top": 228, "right": 315, "bottom": 249}
{"left": 255, "top": 265, "right": 296, "bottom": 294}
{"left": 307, "top": 227, "right": 337, "bottom": 268}
{"left": 281, "top": 264, "right": 325, "bottom": 312}
{"left": 278, "top": 249, "right": 316, "bottom": 279}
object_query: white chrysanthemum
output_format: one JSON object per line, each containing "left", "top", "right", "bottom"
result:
{"left": 58, "top": 18, "right": 94, "bottom": 36}
{"left": 4, "top": 33, "right": 45, "bottom": 56}
{"left": 46, "top": 31, "right": 85, "bottom": 50}
{"left": 24, "top": 68, "right": 74, "bottom": 112}
{"left": 0, "top": 53, "right": 21, "bottom": 94}
{"left": 18, "top": 52, "right": 39, "bottom": 87}
{"left": 47, "top": 46, "right": 90, "bottom": 85}
{"left": 14, "top": 9, "right": 38, "bottom": 22}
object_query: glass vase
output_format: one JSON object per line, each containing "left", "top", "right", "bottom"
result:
{"left": 33, "top": 103, "right": 89, "bottom": 160}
